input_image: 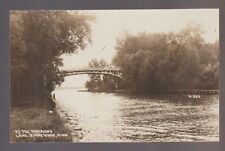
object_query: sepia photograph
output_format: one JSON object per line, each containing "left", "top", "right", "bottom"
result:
{"left": 10, "top": 9, "right": 219, "bottom": 142}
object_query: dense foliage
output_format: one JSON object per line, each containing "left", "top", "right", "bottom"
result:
{"left": 113, "top": 25, "right": 219, "bottom": 91}
{"left": 11, "top": 11, "right": 92, "bottom": 104}
{"left": 85, "top": 59, "right": 120, "bottom": 91}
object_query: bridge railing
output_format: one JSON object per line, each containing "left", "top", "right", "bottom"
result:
{"left": 60, "top": 67, "right": 121, "bottom": 73}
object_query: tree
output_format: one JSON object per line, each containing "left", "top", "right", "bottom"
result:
{"left": 10, "top": 10, "right": 93, "bottom": 104}
{"left": 85, "top": 59, "right": 119, "bottom": 91}
{"left": 113, "top": 24, "right": 219, "bottom": 92}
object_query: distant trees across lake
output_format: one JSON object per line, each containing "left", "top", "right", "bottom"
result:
{"left": 112, "top": 24, "right": 219, "bottom": 91}
{"left": 85, "top": 59, "right": 121, "bottom": 91}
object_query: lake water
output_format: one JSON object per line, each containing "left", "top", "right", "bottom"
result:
{"left": 54, "top": 89, "right": 219, "bottom": 142}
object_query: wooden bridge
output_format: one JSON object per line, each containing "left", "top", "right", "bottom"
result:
{"left": 60, "top": 67, "right": 122, "bottom": 79}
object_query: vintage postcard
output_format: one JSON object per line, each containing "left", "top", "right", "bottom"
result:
{"left": 10, "top": 9, "right": 219, "bottom": 142}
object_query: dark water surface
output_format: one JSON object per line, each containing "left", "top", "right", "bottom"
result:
{"left": 54, "top": 89, "right": 219, "bottom": 142}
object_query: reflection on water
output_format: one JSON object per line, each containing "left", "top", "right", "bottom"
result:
{"left": 54, "top": 89, "right": 219, "bottom": 142}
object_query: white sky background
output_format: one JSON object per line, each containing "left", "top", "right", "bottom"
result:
{"left": 59, "top": 9, "right": 219, "bottom": 88}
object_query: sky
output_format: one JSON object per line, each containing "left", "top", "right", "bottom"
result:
{"left": 59, "top": 9, "right": 219, "bottom": 88}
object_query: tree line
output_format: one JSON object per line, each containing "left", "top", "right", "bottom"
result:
{"left": 112, "top": 24, "right": 219, "bottom": 92}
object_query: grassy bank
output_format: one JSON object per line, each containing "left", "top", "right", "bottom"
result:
{"left": 10, "top": 104, "right": 73, "bottom": 143}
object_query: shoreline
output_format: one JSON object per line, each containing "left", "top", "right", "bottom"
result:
{"left": 78, "top": 89, "right": 219, "bottom": 95}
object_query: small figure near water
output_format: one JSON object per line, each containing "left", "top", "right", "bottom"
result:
{"left": 48, "top": 93, "right": 56, "bottom": 113}
{"left": 52, "top": 93, "right": 56, "bottom": 101}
